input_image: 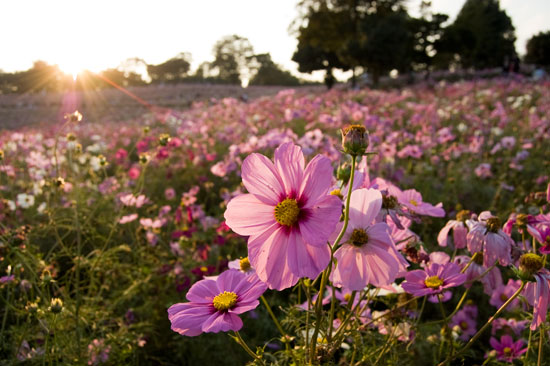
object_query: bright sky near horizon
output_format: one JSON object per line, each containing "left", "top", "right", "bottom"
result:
{"left": 1, "top": 0, "right": 548, "bottom": 80}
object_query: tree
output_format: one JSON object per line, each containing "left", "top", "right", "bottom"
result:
{"left": 211, "top": 35, "right": 255, "bottom": 85}
{"left": 525, "top": 31, "right": 550, "bottom": 67}
{"left": 249, "top": 53, "right": 301, "bottom": 86}
{"left": 408, "top": 2, "right": 448, "bottom": 72}
{"left": 291, "top": 2, "right": 352, "bottom": 88}
{"left": 147, "top": 52, "right": 191, "bottom": 83}
{"left": 349, "top": 2, "right": 415, "bottom": 86}
{"left": 436, "top": 0, "right": 515, "bottom": 70}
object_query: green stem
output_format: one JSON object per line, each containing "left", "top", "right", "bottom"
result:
{"left": 234, "top": 331, "right": 264, "bottom": 365}
{"left": 438, "top": 281, "right": 526, "bottom": 366}
{"left": 260, "top": 295, "right": 289, "bottom": 351}
{"left": 537, "top": 327, "right": 544, "bottom": 366}
{"left": 310, "top": 154, "right": 356, "bottom": 363}
{"left": 438, "top": 296, "right": 454, "bottom": 360}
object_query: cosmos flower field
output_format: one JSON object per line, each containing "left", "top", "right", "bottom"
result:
{"left": 1, "top": 78, "right": 549, "bottom": 365}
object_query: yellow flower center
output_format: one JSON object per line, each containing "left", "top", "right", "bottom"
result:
{"left": 350, "top": 229, "right": 369, "bottom": 247}
{"left": 486, "top": 217, "right": 501, "bottom": 233}
{"left": 500, "top": 294, "right": 508, "bottom": 302}
{"left": 410, "top": 199, "right": 419, "bottom": 207}
{"left": 344, "top": 294, "right": 352, "bottom": 302}
{"left": 212, "top": 291, "right": 238, "bottom": 311}
{"left": 239, "top": 257, "right": 251, "bottom": 272}
{"left": 330, "top": 189, "right": 343, "bottom": 199}
{"left": 274, "top": 198, "right": 300, "bottom": 227}
{"left": 519, "top": 253, "right": 543, "bottom": 274}
{"left": 516, "top": 213, "right": 528, "bottom": 227}
{"left": 456, "top": 210, "right": 470, "bottom": 222}
{"left": 460, "top": 321, "right": 468, "bottom": 330}
{"left": 503, "top": 347, "right": 512, "bottom": 356}
{"left": 424, "top": 276, "right": 444, "bottom": 289}
{"left": 200, "top": 266, "right": 208, "bottom": 272}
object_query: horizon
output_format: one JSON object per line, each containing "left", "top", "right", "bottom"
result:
{"left": 1, "top": 0, "right": 548, "bottom": 82}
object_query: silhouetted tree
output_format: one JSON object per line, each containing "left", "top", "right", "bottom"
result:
{"left": 525, "top": 31, "right": 550, "bottom": 67}
{"left": 292, "top": 2, "right": 352, "bottom": 88}
{"left": 211, "top": 35, "right": 255, "bottom": 85}
{"left": 249, "top": 53, "right": 301, "bottom": 86}
{"left": 436, "top": 0, "right": 515, "bottom": 69}
{"left": 147, "top": 52, "right": 191, "bottom": 83}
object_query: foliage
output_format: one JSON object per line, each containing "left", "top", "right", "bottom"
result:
{"left": 436, "top": 0, "right": 516, "bottom": 69}
{"left": 525, "top": 31, "right": 550, "bottom": 67}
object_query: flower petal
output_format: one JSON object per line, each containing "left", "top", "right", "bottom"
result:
{"left": 224, "top": 194, "right": 276, "bottom": 236}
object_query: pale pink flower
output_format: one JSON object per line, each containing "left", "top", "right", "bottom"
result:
{"left": 331, "top": 188, "right": 408, "bottom": 290}
{"left": 224, "top": 143, "right": 341, "bottom": 290}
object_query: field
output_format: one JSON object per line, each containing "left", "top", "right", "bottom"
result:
{"left": 1, "top": 78, "right": 549, "bottom": 365}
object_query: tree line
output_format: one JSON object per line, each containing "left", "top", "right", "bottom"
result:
{"left": 292, "top": 0, "right": 550, "bottom": 87}
{"left": 0, "top": 35, "right": 305, "bottom": 94}
{"left": 1, "top": 0, "right": 549, "bottom": 94}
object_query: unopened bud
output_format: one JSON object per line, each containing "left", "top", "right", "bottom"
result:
{"left": 341, "top": 124, "right": 369, "bottom": 157}
{"left": 49, "top": 298, "right": 63, "bottom": 313}
{"left": 158, "top": 134, "right": 171, "bottom": 146}
{"left": 64, "top": 111, "right": 82, "bottom": 123}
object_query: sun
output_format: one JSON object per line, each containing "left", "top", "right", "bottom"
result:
{"left": 58, "top": 59, "right": 85, "bottom": 81}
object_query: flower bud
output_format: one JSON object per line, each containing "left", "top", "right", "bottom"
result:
{"left": 49, "top": 298, "right": 63, "bottom": 314}
{"left": 341, "top": 124, "right": 369, "bottom": 157}
{"left": 158, "top": 134, "right": 171, "bottom": 146}
{"left": 64, "top": 110, "right": 82, "bottom": 123}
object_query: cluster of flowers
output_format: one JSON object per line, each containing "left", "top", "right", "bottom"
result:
{"left": 169, "top": 135, "right": 550, "bottom": 364}
{"left": 1, "top": 78, "right": 549, "bottom": 364}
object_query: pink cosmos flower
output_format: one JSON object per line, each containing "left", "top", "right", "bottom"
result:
{"left": 524, "top": 268, "right": 550, "bottom": 330}
{"left": 474, "top": 163, "right": 492, "bottom": 178}
{"left": 491, "top": 318, "right": 529, "bottom": 336}
{"left": 119, "top": 214, "right": 138, "bottom": 224}
{"left": 489, "top": 335, "right": 527, "bottom": 362}
{"left": 503, "top": 213, "right": 549, "bottom": 243}
{"left": 402, "top": 262, "right": 466, "bottom": 297}
{"left": 397, "top": 189, "right": 445, "bottom": 218}
{"left": 454, "top": 255, "right": 503, "bottom": 295}
{"left": 450, "top": 305, "right": 477, "bottom": 341}
{"left": 467, "top": 211, "right": 513, "bottom": 266}
{"left": 536, "top": 227, "right": 550, "bottom": 254}
{"left": 128, "top": 166, "right": 140, "bottom": 180}
{"left": 168, "top": 269, "right": 267, "bottom": 336}
{"left": 224, "top": 143, "right": 341, "bottom": 290}
{"left": 489, "top": 279, "right": 522, "bottom": 309}
{"left": 437, "top": 210, "right": 471, "bottom": 248}
{"left": 330, "top": 188, "right": 408, "bottom": 291}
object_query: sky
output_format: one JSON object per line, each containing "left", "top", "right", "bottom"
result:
{"left": 1, "top": 0, "right": 548, "bottom": 80}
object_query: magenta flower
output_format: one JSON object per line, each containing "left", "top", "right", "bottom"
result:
{"left": 489, "top": 335, "right": 527, "bottom": 362}
{"left": 224, "top": 143, "right": 341, "bottom": 290}
{"left": 330, "top": 188, "right": 408, "bottom": 291}
{"left": 534, "top": 226, "right": 550, "bottom": 254}
{"left": 402, "top": 262, "right": 466, "bottom": 297}
{"left": 524, "top": 268, "right": 550, "bottom": 330}
{"left": 168, "top": 269, "right": 267, "bottom": 336}
{"left": 467, "top": 211, "right": 513, "bottom": 266}
{"left": 397, "top": 189, "right": 445, "bottom": 218}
